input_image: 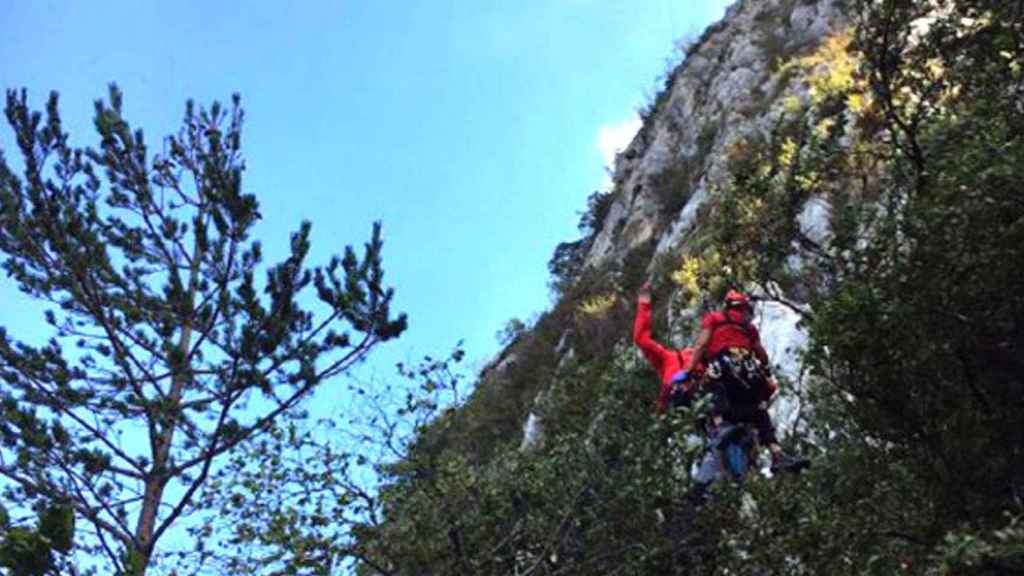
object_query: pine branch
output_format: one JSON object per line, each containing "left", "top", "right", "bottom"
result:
{"left": 169, "top": 333, "right": 375, "bottom": 478}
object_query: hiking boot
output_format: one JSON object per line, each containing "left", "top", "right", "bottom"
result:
{"left": 770, "top": 452, "right": 810, "bottom": 475}
{"left": 685, "top": 482, "right": 711, "bottom": 509}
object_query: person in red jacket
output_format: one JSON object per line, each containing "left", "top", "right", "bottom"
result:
{"left": 676, "top": 289, "right": 807, "bottom": 474}
{"left": 633, "top": 283, "right": 704, "bottom": 413}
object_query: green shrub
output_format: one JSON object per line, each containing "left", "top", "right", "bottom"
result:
{"left": 651, "top": 157, "right": 696, "bottom": 217}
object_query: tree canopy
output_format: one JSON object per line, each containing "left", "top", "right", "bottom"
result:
{"left": 0, "top": 86, "right": 406, "bottom": 575}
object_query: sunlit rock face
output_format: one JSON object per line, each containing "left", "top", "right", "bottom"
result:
{"left": 589, "top": 0, "right": 847, "bottom": 271}
{"left": 756, "top": 299, "right": 809, "bottom": 429}
{"left": 520, "top": 412, "right": 542, "bottom": 450}
{"left": 516, "top": 0, "right": 850, "bottom": 448}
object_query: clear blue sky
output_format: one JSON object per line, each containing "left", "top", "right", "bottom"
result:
{"left": 1, "top": 0, "right": 731, "bottom": 382}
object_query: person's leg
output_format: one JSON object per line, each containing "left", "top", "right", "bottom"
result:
{"left": 752, "top": 407, "right": 778, "bottom": 448}
{"left": 703, "top": 379, "right": 730, "bottom": 427}
{"left": 751, "top": 406, "right": 810, "bottom": 474}
{"left": 702, "top": 371, "right": 747, "bottom": 450}
{"left": 731, "top": 362, "right": 810, "bottom": 474}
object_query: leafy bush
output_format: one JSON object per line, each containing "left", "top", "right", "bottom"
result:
{"left": 708, "top": 1, "right": 1024, "bottom": 570}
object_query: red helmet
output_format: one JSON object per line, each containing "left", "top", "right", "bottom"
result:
{"left": 723, "top": 289, "right": 752, "bottom": 310}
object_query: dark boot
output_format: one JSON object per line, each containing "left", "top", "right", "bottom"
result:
{"left": 770, "top": 452, "right": 810, "bottom": 475}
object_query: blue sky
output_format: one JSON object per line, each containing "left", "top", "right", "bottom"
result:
{"left": 1, "top": 0, "right": 732, "bottom": 383}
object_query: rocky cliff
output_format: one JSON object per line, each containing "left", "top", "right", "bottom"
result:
{"left": 505, "top": 0, "right": 851, "bottom": 447}
{"left": 351, "top": 1, "right": 1024, "bottom": 572}
{"left": 590, "top": 0, "right": 845, "bottom": 267}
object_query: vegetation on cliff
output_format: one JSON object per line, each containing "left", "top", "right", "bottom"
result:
{"left": 325, "top": 1, "right": 1024, "bottom": 573}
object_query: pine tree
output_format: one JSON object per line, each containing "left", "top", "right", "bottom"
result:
{"left": 0, "top": 85, "right": 407, "bottom": 575}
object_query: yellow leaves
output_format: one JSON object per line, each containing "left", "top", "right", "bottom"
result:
{"left": 893, "top": 57, "right": 947, "bottom": 110}
{"left": 790, "top": 32, "right": 861, "bottom": 104}
{"left": 726, "top": 137, "right": 773, "bottom": 181}
{"left": 895, "top": 84, "right": 921, "bottom": 110}
{"left": 847, "top": 140, "right": 883, "bottom": 176}
{"left": 847, "top": 92, "right": 868, "bottom": 114}
{"left": 776, "top": 29, "right": 889, "bottom": 140}
{"left": 809, "top": 57, "right": 857, "bottom": 104}
{"left": 576, "top": 293, "right": 616, "bottom": 319}
{"left": 795, "top": 171, "right": 819, "bottom": 190}
{"left": 796, "top": 33, "right": 852, "bottom": 71}
{"left": 670, "top": 256, "right": 702, "bottom": 300}
{"left": 776, "top": 30, "right": 872, "bottom": 119}
{"left": 783, "top": 96, "right": 803, "bottom": 115}
{"left": 669, "top": 251, "right": 732, "bottom": 308}
{"left": 779, "top": 138, "right": 799, "bottom": 168}
{"left": 958, "top": 12, "right": 992, "bottom": 33}
{"left": 925, "top": 57, "right": 945, "bottom": 80}
{"left": 737, "top": 197, "right": 766, "bottom": 229}
{"left": 814, "top": 117, "right": 836, "bottom": 139}
{"left": 934, "top": 81, "right": 964, "bottom": 109}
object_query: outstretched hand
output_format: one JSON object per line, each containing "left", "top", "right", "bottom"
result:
{"left": 638, "top": 283, "right": 652, "bottom": 305}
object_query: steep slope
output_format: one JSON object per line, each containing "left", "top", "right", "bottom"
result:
{"left": 498, "top": 0, "right": 849, "bottom": 449}
{"left": 587, "top": 0, "right": 845, "bottom": 270}
{"left": 344, "top": 0, "right": 1024, "bottom": 573}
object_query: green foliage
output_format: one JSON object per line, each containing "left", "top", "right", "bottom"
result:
{"left": 0, "top": 528, "right": 52, "bottom": 576}
{"left": 0, "top": 503, "right": 75, "bottom": 576}
{"left": 705, "top": 0, "right": 1024, "bottom": 571}
{"left": 183, "top": 346, "right": 469, "bottom": 576}
{"left": 0, "top": 86, "right": 406, "bottom": 574}
{"left": 933, "top": 515, "right": 1024, "bottom": 575}
{"left": 547, "top": 238, "right": 589, "bottom": 295}
{"left": 548, "top": 189, "right": 616, "bottom": 294}
{"left": 199, "top": 345, "right": 729, "bottom": 576}
{"left": 354, "top": 351, "right": 709, "bottom": 575}
{"left": 579, "top": 188, "right": 616, "bottom": 237}
{"left": 495, "top": 317, "right": 528, "bottom": 346}
{"left": 347, "top": 2, "right": 1024, "bottom": 574}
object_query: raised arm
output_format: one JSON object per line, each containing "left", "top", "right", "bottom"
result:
{"left": 633, "top": 285, "right": 669, "bottom": 371}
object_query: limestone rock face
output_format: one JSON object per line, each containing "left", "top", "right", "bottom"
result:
{"left": 516, "top": 0, "right": 850, "bottom": 449}
{"left": 587, "top": 0, "right": 847, "bottom": 271}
